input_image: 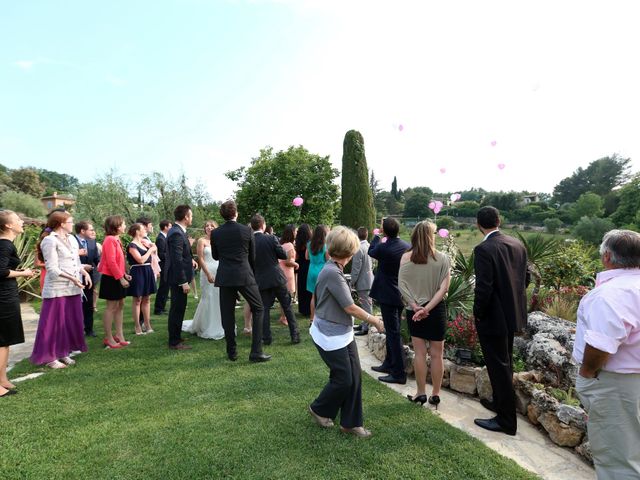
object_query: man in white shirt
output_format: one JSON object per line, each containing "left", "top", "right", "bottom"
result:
{"left": 573, "top": 229, "right": 640, "bottom": 479}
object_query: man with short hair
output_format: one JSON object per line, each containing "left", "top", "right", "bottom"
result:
{"left": 353, "top": 227, "right": 374, "bottom": 336}
{"left": 573, "top": 229, "right": 640, "bottom": 479}
{"left": 75, "top": 220, "right": 100, "bottom": 337}
{"left": 369, "top": 217, "right": 410, "bottom": 384}
{"left": 154, "top": 219, "right": 172, "bottom": 315}
{"left": 165, "top": 205, "right": 197, "bottom": 350}
{"left": 211, "top": 200, "right": 270, "bottom": 362}
{"left": 472, "top": 206, "right": 528, "bottom": 436}
{"left": 250, "top": 214, "right": 300, "bottom": 345}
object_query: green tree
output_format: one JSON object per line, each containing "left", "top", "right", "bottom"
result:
{"left": 543, "top": 218, "right": 562, "bottom": 234}
{"left": 403, "top": 192, "right": 432, "bottom": 219}
{"left": 481, "top": 191, "right": 517, "bottom": 212}
{"left": 340, "top": 130, "right": 375, "bottom": 233}
{"left": 552, "top": 154, "right": 631, "bottom": 204}
{"left": 391, "top": 176, "right": 399, "bottom": 200}
{"left": 75, "top": 170, "right": 137, "bottom": 227}
{"left": 9, "top": 167, "right": 46, "bottom": 197}
{"left": 610, "top": 174, "right": 640, "bottom": 226}
{"left": 569, "top": 192, "right": 604, "bottom": 222}
{"left": 0, "top": 191, "right": 47, "bottom": 218}
{"left": 572, "top": 216, "right": 615, "bottom": 245}
{"left": 226, "top": 146, "right": 339, "bottom": 231}
{"left": 539, "top": 241, "right": 600, "bottom": 289}
{"left": 37, "top": 169, "right": 79, "bottom": 195}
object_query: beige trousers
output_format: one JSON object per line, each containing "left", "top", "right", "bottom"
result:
{"left": 575, "top": 370, "right": 640, "bottom": 480}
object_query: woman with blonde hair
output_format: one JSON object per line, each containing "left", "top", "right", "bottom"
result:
{"left": 31, "top": 211, "right": 91, "bottom": 368}
{"left": 309, "top": 226, "right": 385, "bottom": 438}
{"left": 399, "top": 220, "right": 451, "bottom": 409}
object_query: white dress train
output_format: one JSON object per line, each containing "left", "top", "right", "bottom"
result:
{"left": 182, "top": 246, "right": 225, "bottom": 340}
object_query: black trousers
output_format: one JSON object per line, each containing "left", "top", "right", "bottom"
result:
{"left": 311, "top": 340, "right": 363, "bottom": 428}
{"left": 379, "top": 303, "right": 405, "bottom": 379}
{"left": 168, "top": 285, "right": 187, "bottom": 346}
{"left": 478, "top": 331, "right": 517, "bottom": 432}
{"left": 260, "top": 284, "right": 298, "bottom": 342}
{"left": 82, "top": 285, "right": 95, "bottom": 334}
{"left": 154, "top": 275, "right": 170, "bottom": 314}
{"left": 219, "top": 284, "right": 264, "bottom": 356}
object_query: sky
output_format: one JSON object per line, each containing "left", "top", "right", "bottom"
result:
{"left": 2, "top": 0, "right": 640, "bottom": 202}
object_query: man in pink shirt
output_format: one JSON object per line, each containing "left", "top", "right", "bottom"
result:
{"left": 573, "top": 229, "right": 640, "bottom": 479}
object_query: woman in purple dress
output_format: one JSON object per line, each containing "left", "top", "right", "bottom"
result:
{"left": 31, "top": 211, "right": 92, "bottom": 369}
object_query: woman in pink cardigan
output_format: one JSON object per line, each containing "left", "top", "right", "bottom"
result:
{"left": 98, "top": 215, "right": 131, "bottom": 349}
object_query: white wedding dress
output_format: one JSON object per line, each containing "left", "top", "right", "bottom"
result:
{"left": 182, "top": 246, "right": 225, "bottom": 340}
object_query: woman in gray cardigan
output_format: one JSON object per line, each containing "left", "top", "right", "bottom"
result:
{"left": 308, "top": 226, "right": 384, "bottom": 438}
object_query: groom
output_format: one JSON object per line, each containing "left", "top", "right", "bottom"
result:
{"left": 211, "top": 200, "right": 271, "bottom": 363}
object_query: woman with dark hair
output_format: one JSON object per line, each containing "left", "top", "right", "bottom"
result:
{"left": 278, "top": 224, "right": 299, "bottom": 326}
{"left": 295, "top": 223, "right": 312, "bottom": 316}
{"left": 31, "top": 211, "right": 91, "bottom": 368}
{"left": 306, "top": 224, "right": 330, "bottom": 320}
{"left": 98, "top": 215, "right": 131, "bottom": 349}
{"left": 0, "top": 210, "right": 38, "bottom": 395}
{"left": 398, "top": 220, "right": 451, "bottom": 409}
{"left": 127, "top": 223, "right": 158, "bottom": 335}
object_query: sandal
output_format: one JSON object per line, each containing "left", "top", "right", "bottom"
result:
{"left": 46, "top": 360, "right": 67, "bottom": 369}
{"left": 60, "top": 356, "right": 76, "bottom": 366}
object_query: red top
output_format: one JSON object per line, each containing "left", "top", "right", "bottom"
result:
{"left": 98, "top": 236, "right": 125, "bottom": 280}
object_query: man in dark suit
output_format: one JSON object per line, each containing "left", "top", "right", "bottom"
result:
{"left": 154, "top": 219, "right": 172, "bottom": 315}
{"left": 369, "top": 217, "right": 410, "bottom": 384}
{"left": 74, "top": 220, "right": 100, "bottom": 337}
{"left": 211, "top": 200, "right": 270, "bottom": 363}
{"left": 473, "top": 206, "right": 529, "bottom": 436}
{"left": 165, "top": 205, "right": 196, "bottom": 350}
{"left": 250, "top": 214, "right": 300, "bottom": 345}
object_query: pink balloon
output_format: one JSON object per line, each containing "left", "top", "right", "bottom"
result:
{"left": 434, "top": 206, "right": 442, "bottom": 214}
{"left": 450, "top": 193, "right": 458, "bottom": 202}
{"left": 398, "top": 124, "right": 404, "bottom": 132}
{"left": 456, "top": 193, "right": 462, "bottom": 201}
{"left": 498, "top": 163, "right": 506, "bottom": 170}
{"left": 373, "top": 228, "right": 380, "bottom": 235}
{"left": 428, "top": 201, "right": 436, "bottom": 210}
{"left": 292, "top": 196, "right": 304, "bottom": 207}
{"left": 491, "top": 140, "right": 497, "bottom": 147}
{"left": 435, "top": 201, "right": 443, "bottom": 209}
{"left": 439, "top": 168, "right": 446, "bottom": 174}
{"left": 438, "top": 228, "right": 449, "bottom": 238}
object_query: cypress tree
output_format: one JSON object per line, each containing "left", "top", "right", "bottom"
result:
{"left": 391, "top": 176, "right": 398, "bottom": 200}
{"left": 340, "top": 130, "right": 375, "bottom": 235}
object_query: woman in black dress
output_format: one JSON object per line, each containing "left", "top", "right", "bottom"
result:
{"left": 295, "top": 223, "right": 312, "bottom": 316}
{"left": 127, "top": 223, "right": 157, "bottom": 335}
{"left": 0, "top": 210, "right": 38, "bottom": 397}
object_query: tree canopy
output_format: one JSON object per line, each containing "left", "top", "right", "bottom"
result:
{"left": 340, "top": 130, "right": 375, "bottom": 233}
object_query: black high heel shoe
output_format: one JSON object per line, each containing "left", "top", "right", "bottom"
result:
{"left": 428, "top": 395, "right": 441, "bottom": 410}
{"left": 406, "top": 394, "right": 427, "bottom": 405}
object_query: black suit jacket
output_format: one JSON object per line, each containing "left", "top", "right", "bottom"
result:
{"left": 75, "top": 236, "right": 100, "bottom": 284}
{"left": 473, "top": 231, "right": 529, "bottom": 336}
{"left": 253, "top": 231, "right": 287, "bottom": 290}
{"left": 210, "top": 221, "right": 258, "bottom": 287}
{"left": 155, "top": 232, "right": 167, "bottom": 265}
{"left": 368, "top": 235, "right": 410, "bottom": 306}
{"left": 165, "top": 225, "right": 194, "bottom": 286}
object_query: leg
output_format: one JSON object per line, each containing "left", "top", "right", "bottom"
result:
{"left": 219, "top": 287, "right": 239, "bottom": 356}
{"left": 238, "top": 284, "right": 265, "bottom": 355}
{"left": 0, "top": 346, "right": 14, "bottom": 389}
{"left": 275, "top": 285, "right": 298, "bottom": 340}
{"left": 310, "top": 294, "right": 315, "bottom": 321}
{"left": 154, "top": 275, "right": 169, "bottom": 314}
{"left": 428, "top": 340, "right": 444, "bottom": 396}
{"left": 478, "top": 332, "right": 517, "bottom": 432}
{"left": 243, "top": 302, "right": 252, "bottom": 333}
{"left": 114, "top": 298, "right": 126, "bottom": 342}
{"left": 168, "top": 285, "right": 187, "bottom": 346}
{"left": 379, "top": 303, "right": 405, "bottom": 378}
{"left": 141, "top": 296, "right": 152, "bottom": 330}
{"left": 190, "top": 278, "right": 198, "bottom": 298}
{"left": 412, "top": 337, "right": 428, "bottom": 396}
{"left": 260, "top": 288, "right": 276, "bottom": 344}
{"left": 82, "top": 286, "right": 95, "bottom": 335}
{"left": 103, "top": 300, "right": 117, "bottom": 343}
{"left": 132, "top": 297, "right": 143, "bottom": 334}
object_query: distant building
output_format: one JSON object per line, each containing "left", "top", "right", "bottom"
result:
{"left": 521, "top": 194, "right": 540, "bottom": 205}
{"left": 40, "top": 192, "right": 75, "bottom": 211}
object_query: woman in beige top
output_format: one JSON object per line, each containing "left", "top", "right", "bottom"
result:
{"left": 398, "top": 220, "right": 450, "bottom": 409}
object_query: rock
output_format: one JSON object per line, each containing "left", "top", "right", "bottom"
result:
{"left": 527, "top": 404, "right": 541, "bottom": 425}
{"left": 450, "top": 365, "right": 479, "bottom": 395}
{"left": 368, "top": 332, "right": 387, "bottom": 362}
{"left": 557, "top": 404, "right": 587, "bottom": 430}
{"left": 442, "top": 359, "right": 453, "bottom": 388}
{"left": 575, "top": 440, "right": 593, "bottom": 464}
{"left": 475, "top": 367, "right": 493, "bottom": 401}
{"left": 403, "top": 345, "right": 415, "bottom": 377}
{"left": 538, "top": 412, "right": 584, "bottom": 447}
{"left": 526, "top": 333, "right": 576, "bottom": 387}
{"left": 515, "top": 389, "right": 530, "bottom": 416}
{"left": 530, "top": 388, "right": 559, "bottom": 414}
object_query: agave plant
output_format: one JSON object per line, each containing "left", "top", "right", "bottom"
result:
{"left": 444, "top": 238, "right": 475, "bottom": 320}
{"left": 13, "top": 230, "right": 41, "bottom": 299}
{"left": 514, "top": 232, "right": 561, "bottom": 312}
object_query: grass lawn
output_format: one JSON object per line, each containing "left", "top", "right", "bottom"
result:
{"left": 3, "top": 297, "right": 537, "bottom": 480}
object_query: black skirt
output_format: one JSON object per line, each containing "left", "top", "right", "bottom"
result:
{"left": 0, "top": 282, "right": 23, "bottom": 347}
{"left": 406, "top": 301, "right": 447, "bottom": 341}
{"left": 99, "top": 274, "right": 127, "bottom": 301}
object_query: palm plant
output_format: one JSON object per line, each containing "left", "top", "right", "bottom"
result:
{"left": 445, "top": 240, "right": 475, "bottom": 320}
{"left": 14, "top": 230, "right": 41, "bottom": 299}
{"left": 514, "top": 232, "right": 561, "bottom": 311}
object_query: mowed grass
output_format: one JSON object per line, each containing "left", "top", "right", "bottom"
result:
{"left": 3, "top": 297, "right": 538, "bottom": 480}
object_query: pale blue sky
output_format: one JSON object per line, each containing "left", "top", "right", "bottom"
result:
{"left": 2, "top": 0, "right": 639, "bottom": 201}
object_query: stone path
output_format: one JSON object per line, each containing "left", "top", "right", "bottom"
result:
{"left": 354, "top": 335, "right": 595, "bottom": 480}
{"left": 8, "top": 303, "right": 40, "bottom": 371}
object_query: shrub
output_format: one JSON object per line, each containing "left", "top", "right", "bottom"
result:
{"left": 572, "top": 216, "right": 615, "bottom": 245}
{"left": 436, "top": 216, "right": 456, "bottom": 230}
{"left": 543, "top": 295, "right": 579, "bottom": 322}
{"left": 539, "top": 241, "right": 599, "bottom": 290}
{"left": 445, "top": 314, "right": 481, "bottom": 359}
{"left": 543, "top": 217, "right": 562, "bottom": 234}
{"left": 0, "top": 190, "right": 47, "bottom": 218}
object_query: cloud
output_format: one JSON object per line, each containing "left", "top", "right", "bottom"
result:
{"left": 14, "top": 60, "right": 35, "bottom": 70}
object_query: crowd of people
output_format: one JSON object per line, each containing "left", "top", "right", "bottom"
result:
{"left": 1, "top": 201, "right": 639, "bottom": 477}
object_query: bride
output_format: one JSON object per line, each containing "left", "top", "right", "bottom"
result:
{"left": 182, "top": 221, "right": 224, "bottom": 339}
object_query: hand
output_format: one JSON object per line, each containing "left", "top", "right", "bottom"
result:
{"left": 120, "top": 278, "right": 130, "bottom": 288}
{"left": 207, "top": 274, "right": 214, "bottom": 284}
{"left": 83, "top": 264, "right": 94, "bottom": 272}
{"left": 374, "top": 318, "right": 385, "bottom": 333}
{"left": 72, "top": 278, "right": 84, "bottom": 289}
{"left": 124, "top": 274, "right": 132, "bottom": 281}
{"left": 21, "top": 268, "right": 37, "bottom": 277}
{"left": 149, "top": 244, "right": 158, "bottom": 253}
{"left": 182, "top": 284, "right": 191, "bottom": 294}
{"left": 78, "top": 248, "right": 88, "bottom": 256}
{"left": 192, "top": 259, "right": 198, "bottom": 269}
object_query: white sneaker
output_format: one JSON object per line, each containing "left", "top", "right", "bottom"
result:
{"left": 46, "top": 360, "right": 67, "bottom": 369}
{"left": 60, "top": 356, "right": 76, "bottom": 366}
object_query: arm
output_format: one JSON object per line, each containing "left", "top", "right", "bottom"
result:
{"left": 351, "top": 251, "right": 363, "bottom": 286}
{"left": 579, "top": 344, "right": 610, "bottom": 378}
{"left": 0, "top": 246, "right": 37, "bottom": 279}
{"left": 128, "top": 244, "right": 154, "bottom": 265}
{"left": 102, "top": 238, "right": 124, "bottom": 280}
{"left": 413, "top": 272, "right": 451, "bottom": 321}
{"left": 274, "top": 238, "right": 287, "bottom": 260}
{"left": 283, "top": 244, "right": 298, "bottom": 268}
{"left": 344, "top": 303, "right": 385, "bottom": 332}
{"left": 168, "top": 233, "right": 188, "bottom": 286}
{"left": 197, "top": 239, "right": 214, "bottom": 283}
{"left": 367, "top": 235, "right": 382, "bottom": 260}
{"left": 248, "top": 231, "right": 256, "bottom": 272}
{"left": 210, "top": 233, "right": 219, "bottom": 260}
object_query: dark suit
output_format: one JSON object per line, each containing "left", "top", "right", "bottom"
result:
{"left": 253, "top": 231, "right": 299, "bottom": 343}
{"left": 165, "top": 224, "right": 194, "bottom": 347}
{"left": 211, "top": 220, "right": 264, "bottom": 357}
{"left": 473, "top": 230, "right": 528, "bottom": 433}
{"left": 75, "top": 235, "right": 99, "bottom": 335}
{"left": 369, "top": 235, "right": 410, "bottom": 379}
{"left": 154, "top": 232, "right": 169, "bottom": 314}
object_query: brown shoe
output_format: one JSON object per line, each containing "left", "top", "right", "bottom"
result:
{"left": 308, "top": 406, "right": 334, "bottom": 428}
{"left": 169, "top": 344, "right": 192, "bottom": 350}
{"left": 340, "top": 426, "right": 372, "bottom": 438}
